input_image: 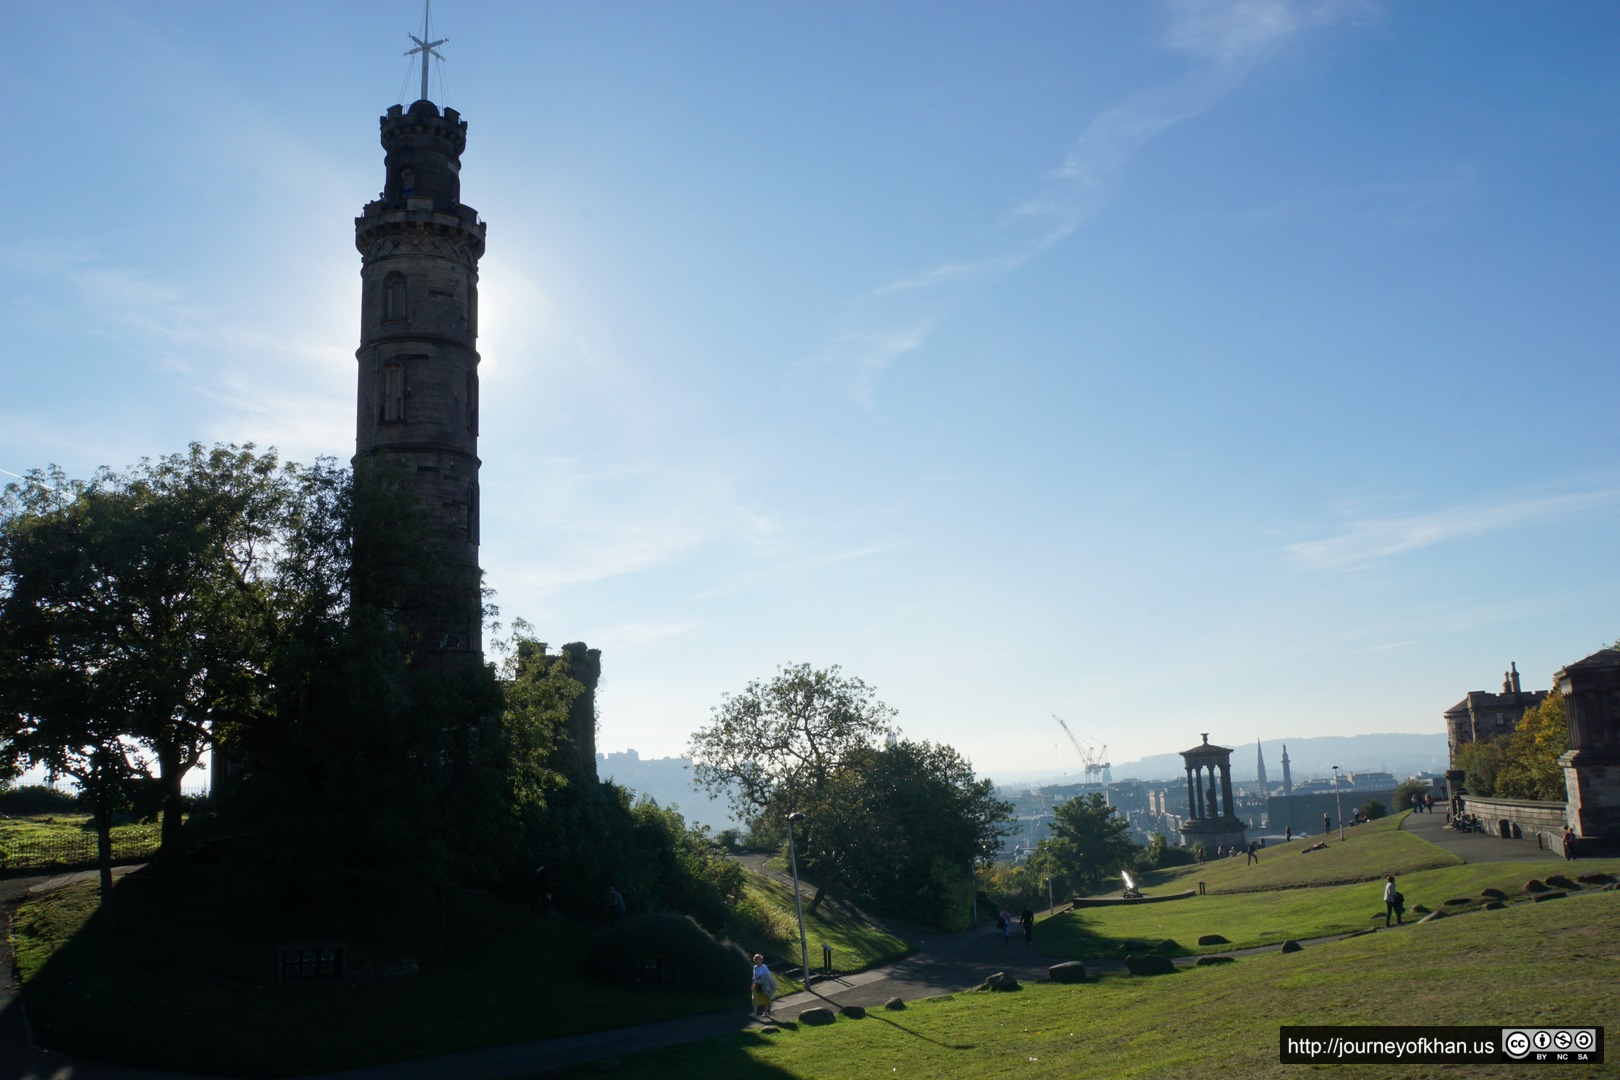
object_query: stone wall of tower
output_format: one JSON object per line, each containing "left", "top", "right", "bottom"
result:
{"left": 354, "top": 100, "right": 487, "bottom": 656}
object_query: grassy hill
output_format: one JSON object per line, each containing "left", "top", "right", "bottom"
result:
{"left": 8, "top": 859, "right": 908, "bottom": 1076}
{"left": 573, "top": 887, "right": 1616, "bottom": 1079}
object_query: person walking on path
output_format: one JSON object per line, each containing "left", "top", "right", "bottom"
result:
{"left": 1324, "top": 812, "right": 1331, "bottom": 834}
{"left": 1245, "top": 840, "right": 1259, "bottom": 865}
{"left": 1383, "top": 875, "right": 1404, "bottom": 927}
{"left": 750, "top": 954, "right": 776, "bottom": 1019}
{"left": 1020, "top": 907, "right": 1035, "bottom": 945}
{"left": 1562, "top": 825, "right": 1577, "bottom": 860}
{"left": 1285, "top": 825, "right": 1292, "bottom": 843}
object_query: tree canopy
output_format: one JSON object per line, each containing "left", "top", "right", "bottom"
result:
{"left": 1032, "top": 792, "right": 1140, "bottom": 899}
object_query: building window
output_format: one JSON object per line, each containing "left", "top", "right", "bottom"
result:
{"left": 383, "top": 273, "right": 407, "bottom": 321}
{"left": 381, "top": 362, "right": 405, "bottom": 422}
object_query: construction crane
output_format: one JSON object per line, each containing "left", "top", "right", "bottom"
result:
{"left": 1053, "top": 715, "right": 1113, "bottom": 786}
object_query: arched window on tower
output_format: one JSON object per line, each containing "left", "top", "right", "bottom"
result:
{"left": 383, "top": 273, "right": 407, "bottom": 322}
{"left": 381, "top": 362, "right": 405, "bottom": 423}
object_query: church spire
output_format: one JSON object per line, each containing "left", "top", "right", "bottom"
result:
{"left": 1255, "top": 737, "right": 1268, "bottom": 795}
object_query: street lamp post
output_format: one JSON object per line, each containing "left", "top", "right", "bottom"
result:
{"left": 1332, "top": 766, "right": 1345, "bottom": 841}
{"left": 785, "top": 812, "right": 812, "bottom": 987}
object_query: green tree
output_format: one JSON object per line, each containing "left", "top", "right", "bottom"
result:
{"left": 689, "top": 663, "right": 896, "bottom": 912}
{"left": 1032, "top": 792, "right": 1140, "bottom": 898}
{"left": 0, "top": 446, "right": 295, "bottom": 865}
{"left": 1453, "top": 737, "right": 1507, "bottom": 798}
{"left": 0, "top": 470, "right": 149, "bottom": 910}
{"left": 1391, "top": 777, "right": 1430, "bottom": 815}
{"left": 821, "top": 739, "right": 1012, "bottom": 928}
{"left": 1360, "top": 798, "right": 1387, "bottom": 821}
{"left": 1496, "top": 694, "right": 1567, "bottom": 801}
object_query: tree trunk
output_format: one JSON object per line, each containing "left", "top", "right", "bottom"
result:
{"left": 157, "top": 743, "right": 186, "bottom": 864}
{"left": 807, "top": 877, "right": 833, "bottom": 916}
{"left": 93, "top": 800, "right": 117, "bottom": 922}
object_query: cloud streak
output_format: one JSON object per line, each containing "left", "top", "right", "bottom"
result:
{"left": 1287, "top": 489, "right": 1620, "bottom": 571}
{"left": 827, "top": 0, "right": 1362, "bottom": 407}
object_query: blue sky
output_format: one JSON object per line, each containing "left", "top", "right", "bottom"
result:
{"left": 5, "top": 1, "right": 1618, "bottom": 783}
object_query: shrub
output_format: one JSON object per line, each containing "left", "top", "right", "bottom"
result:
{"left": 583, "top": 912, "right": 750, "bottom": 994}
{"left": 0, "top": 785, "right": 80, "bottom": 816}
{"left": 1360, "top": 799, "right": 1387, "bottom": 821}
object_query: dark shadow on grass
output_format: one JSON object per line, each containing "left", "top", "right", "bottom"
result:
{"left": 862, "top": 1011, "right": 975, "bottom": 1051}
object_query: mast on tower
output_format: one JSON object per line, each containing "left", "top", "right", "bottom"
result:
{"left": 405, "top": 1, "right": 448, "bottom": 104}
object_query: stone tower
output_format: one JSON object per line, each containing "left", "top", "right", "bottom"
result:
{"left": 353, "top": 97, "right": 487, "bottom": 656}
{"left": 1280, "top": 744, "right": 1293, "bottom": 797}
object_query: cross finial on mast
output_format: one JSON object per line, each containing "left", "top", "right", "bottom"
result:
{"left": 405, "top": 1, "right": 447, "bottom": 104}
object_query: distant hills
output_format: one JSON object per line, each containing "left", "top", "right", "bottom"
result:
{"left": 596, "top": 750, "right": 738, "bottom": 834}
{"left": 988, "top": 732, "right": 1450, "bottom": 790}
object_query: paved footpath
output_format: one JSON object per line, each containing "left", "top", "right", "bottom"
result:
{"left": 0, "top": 814, "right": 1573, "bottom": 1080}
{"left": 1399, "top": 804, "right": 1564, "bottom": 864}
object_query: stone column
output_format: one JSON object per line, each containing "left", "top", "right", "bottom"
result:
{"left": 1186, "top": 769, "right": 1197, "bottom": 819}
{"left": 1220, "top": 764, "right": 1236, "bottom": 820}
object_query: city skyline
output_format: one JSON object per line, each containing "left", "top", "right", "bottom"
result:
{"left": 5, "top": 2, "right": 1618, "bottom": 775}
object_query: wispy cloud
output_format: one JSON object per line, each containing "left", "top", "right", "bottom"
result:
{"left": 1, "top": 243, "right": 354, "bottom": 463}
{"left": 1287, "top": 489, "right": 1620, "bottom": 571}
{"left": 823, "top": 0, "right": 1362, "bottom": 407}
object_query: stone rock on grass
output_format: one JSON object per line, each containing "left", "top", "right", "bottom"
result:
{"left": 1049, "top": 961, "right": 1088, "bottom": 983}
{"left": 1419, "top": 910, "right": 1446, "bottom": 923}
{"left": 1546, "top": 874, "right": 1578, "bottom": 891}
{"left": 1576, "top": 872, "right": 1616, "bottom": 886}
{"left": 1280, "top": 940, "right": 1303, "bottom": 954}
{"left": 1197, "top": 934, "right": 1229, "bottom": 946}
{"left": 1118, "top": 939, "right": 1150, "bottom": 952}
{"left": 1531, "top": 891, "right": 1566, "bottom": 902}
{"left": 799, "top": 1007, "right": 837, "bottom": 1026}
{"left": 1411, "top": 905, "right": 1432, "bottom": 915}
{"left": 1483, "top": 901, "right": 1506, "bottom": 910}
{"left": 884, "top": 997, "right": 906, "bottom": 1011}
{"left": 1196, "top": 955, "right": 1235, "bottom": 966}
{"left": 1523, "top": 879, "right": 1549, "bottom": 894}
{"left": 1155, "top": 939, "right": 1179, "bottom": 953}
{"left": 977, "top": 972, "right": 1021, "bottom": 992}
{"left": 1443, "top": 897, "right": 1473, "bottom": 907}
{"left": 840, "top": 1005, "right": 866, "bottom": 1019}
{"left": 1125, "top": 954, "right": 1176, "bottom": 976}
{"left": 1480, "top": 887, "right": 1507, "bottom": 900}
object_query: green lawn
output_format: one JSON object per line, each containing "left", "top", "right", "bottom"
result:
{"left": 553, "top": 887, "right": 1620, "bottom": 1079}
{"left": 1140, "top": 812, "right": 1461, "bottom": 895}
{"left": 735, "top": 872, "right": 912, "bottom": 986}
{"left": 1039, "top": 856, "right": 1620, "bottom": 957}
{"left": 11, "top": 867, "right": 737, "bottom": 1077}
{"left": 9, "top": 860, "right": 912, "bottom": 1077}
{"left": 0, "top": 815, "right": 163, "bottom": 871}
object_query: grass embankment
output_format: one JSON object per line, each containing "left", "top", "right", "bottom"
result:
{"left": 734, "top": 872, "right": 911, "bottom": 987}
{"left": 11, "top": 868, "right": 735, "bottom": 1077}
{"left": 10, "top": 859, "right": 911, "bottom": 1076}
{"left": 0, "top": 815, "right": 163, "bottom": 871}
{"left": 1141, "top": 811, "right": 1460, "bottom": 895}
{"left": 1039, "top": 857, "right": 1620, "bottom": 958}
{"left": 554, "top": 887, "right": 1620, "bottom": 1080}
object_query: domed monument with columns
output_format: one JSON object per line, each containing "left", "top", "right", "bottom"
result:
{"left": 1179, "top": 734, "right": 1247, "bottom": 854}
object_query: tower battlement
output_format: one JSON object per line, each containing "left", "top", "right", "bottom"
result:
{"left": 382, "top": 100, "right": 468, "bottom": 147}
